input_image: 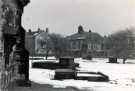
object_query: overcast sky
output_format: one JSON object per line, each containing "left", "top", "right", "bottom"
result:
{"left": 22, "top": 0, "right": 135, "bottom": 36}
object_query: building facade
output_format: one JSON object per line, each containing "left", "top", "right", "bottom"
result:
{"left": 67, "top": 25, "right": 104, "bottom": 57}
{"left": 25, "top": 28, "right": 53, "bottom": 56}
{"left": 127, "top": 32, "right": 135, "bottom": 58}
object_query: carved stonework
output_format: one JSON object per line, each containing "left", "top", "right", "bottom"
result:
{"left": 1, "top": 0, "right": 29, "bottom": 35}
{"left": 0, "top": 0, "right": 30, "bottom": 90}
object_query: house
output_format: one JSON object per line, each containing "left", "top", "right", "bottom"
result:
{"left": 35, "top": 29, "right": 53, "bottom": 55}
{"left": 67, "top": 25, "right": 104, "bottom": 57}
{"left": 25, "top": 28, "right": 53, "bottom": 56}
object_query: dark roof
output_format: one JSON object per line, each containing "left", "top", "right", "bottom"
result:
{"left": 67, "top": 31, "right": 103, "bottom": 41}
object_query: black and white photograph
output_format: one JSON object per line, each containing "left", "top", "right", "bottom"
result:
{"left": 0, "top": 0, "right": 135, "bottom": 91}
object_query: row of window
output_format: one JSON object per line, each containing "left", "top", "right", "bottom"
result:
{"left": 71, "top": 41, "right": 101, "bottom": 50}
{"left": 88, "top": 43, "right": 101, "bottom": 50}
{"left": 71, "top": 41, "right": 82, "bottom": 50}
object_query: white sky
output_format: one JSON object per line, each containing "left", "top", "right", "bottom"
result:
{"left": 22, "top": 0, "right": 135, "bottom": 36}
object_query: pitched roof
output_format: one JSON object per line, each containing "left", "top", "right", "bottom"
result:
{"left": 67, "top": 31, "right": 103, "bottom": 41}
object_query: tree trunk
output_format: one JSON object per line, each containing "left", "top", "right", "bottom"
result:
{"left": 123, "top": 58, "right": 127, "bottom": 64}
{"left": 45, "top": 50, "right": 49, "bottom": 60}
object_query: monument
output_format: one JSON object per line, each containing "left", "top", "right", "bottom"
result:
{"left": 0, "top": 0, "right": 30, "bottom": 90}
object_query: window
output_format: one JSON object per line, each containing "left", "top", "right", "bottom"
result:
{"left": 88, "top": 43, "right": 91, "bottom": 50}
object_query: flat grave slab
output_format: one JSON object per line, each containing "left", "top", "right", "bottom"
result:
{"left": 76, "top": 72, "right": 109, "bottom": 82}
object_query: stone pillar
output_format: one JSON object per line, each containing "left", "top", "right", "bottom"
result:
{"left": 0, "top": 0, "right": 30, "bottom": 90}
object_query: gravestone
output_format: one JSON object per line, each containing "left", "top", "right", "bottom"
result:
{"left": 108, "top": 57, "right": 118, "bottom": 63}
{"left": 59, "top": 57, "right": 75, "bottom": 69}
{"left": 54, "top": 57, "right": 77, "bottom": 79}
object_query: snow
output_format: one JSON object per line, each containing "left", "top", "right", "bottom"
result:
{"left": 77, "top": 73, "right": 101, "bottom": 77}
{"left": 29, "top": 57, "right": 135, "bottom": 91}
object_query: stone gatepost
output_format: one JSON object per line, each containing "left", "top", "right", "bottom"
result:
{"left": 0, "top": 0, "right": 30, "bottom": 90}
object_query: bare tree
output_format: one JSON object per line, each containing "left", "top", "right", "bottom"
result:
{"left": 104, "top": 28, "right": 135, "bottom": 63}
{"left": 50, "top": 33, "right": 69, "bottom": 58}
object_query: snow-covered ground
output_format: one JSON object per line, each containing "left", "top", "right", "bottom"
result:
{"left": 29, "top": 57, "right": 135, "bottom": 91}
